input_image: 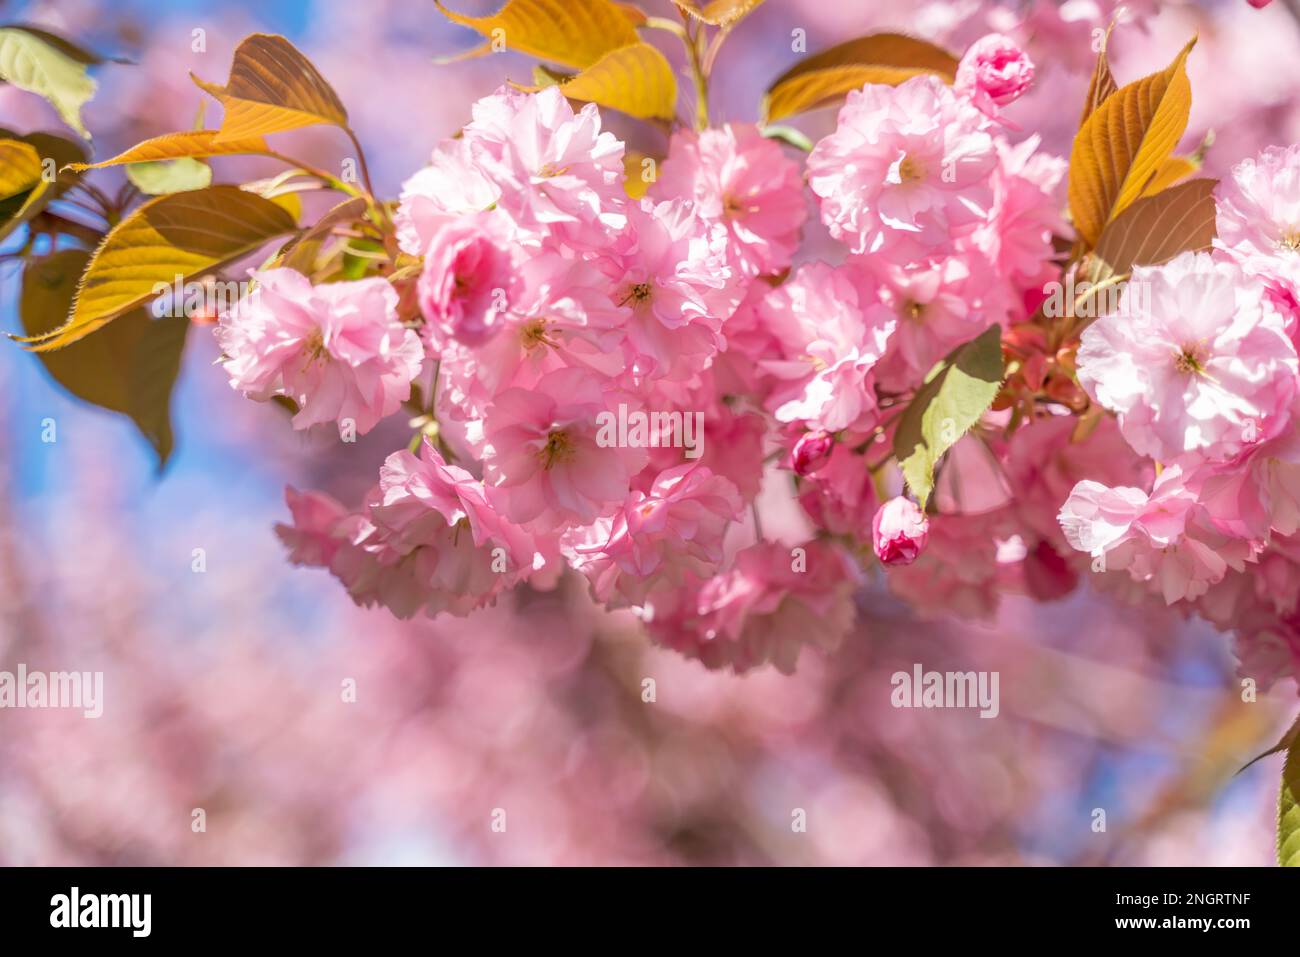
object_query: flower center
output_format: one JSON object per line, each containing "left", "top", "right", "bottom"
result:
{"left": 537, "top": 162, "right": 570, "bottom": 178}
{"left": 620, "top": 282, "right": 653, "bottom": 307}
{"left": 1280, "top": 230, "right": 1300, "bottom": 252}
{"left": 905, "top": 300, "right": 925, "bottom": 323}
{"left": 897, "top": 153, "right": 926, "bottom": 183}
{"left": 1174, "top": 342, "right": 1209, "bottom": 375}
{"left": 722, "top": 193, "right": 750, "bottom": 218}
{"left": 519, "top": 318, "right": 556, "bottom": 352}
{"left": 539, "top": 429, "right": 575, "bottom": 469}
{"left": 302, "top": 329, "right": 328, "bottom": 365}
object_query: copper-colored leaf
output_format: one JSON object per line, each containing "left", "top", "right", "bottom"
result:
{"left": 1068, "top": 38, "right": 1196, "bottom": 248}
{"left": 435, "top": 0, "right": 641, "bottom": 71}
{"left": 1079, "top": 24, "right": 1118, "bottom": 127}
{"left": 761, "top": 33, "right": 959, "bottom": 124}
{"left": 191, "top": 34, "right": 347, "bottom": 142}
{"left": 1089, "top": 178, "right": 1216, "bottom": 282}
{"left": 547, "top": 42, "right": 677, "bottom": 121}
{"left": 673, "top": 0, "right": 765, "bottom": 27}
{"left": 67, "top": 129, "right": 270, "bottom": 170}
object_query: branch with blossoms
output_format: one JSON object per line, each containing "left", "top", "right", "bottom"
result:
{"left": 3, "top": 0, "right": 1300, "bottom": 862}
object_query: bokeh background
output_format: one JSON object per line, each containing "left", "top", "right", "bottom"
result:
{"left": 1, "top": 0, "right": 1296, "bottom": 865}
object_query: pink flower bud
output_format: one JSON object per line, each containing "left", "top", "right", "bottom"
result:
{"left": 792, "top": 430, "right": 835, "bottom": 476}
{"left": 871, "top": 497, "right": 930, "bottom": 567}
{"left": 1248, "top": 0, "right": 1273, "bottom": 8}
{"left": 955, "top": 34, "right": 1035, "bottom": 110}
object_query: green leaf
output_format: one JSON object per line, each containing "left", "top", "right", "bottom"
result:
{"left": 20, "top": 249, "right": 190, "bottom": 467}
{"left": 892, "top": 324, "right": 1005, "bottom": 510}
{"left": 18, "top": 185, "right": 297, "bottom": 351}
{"left": 0, "top": 25, "right": 99, "bottom": 139}
{"left": 1280, "top": 726, "right": 1300, "bottom": 866}
{"left": 126, "top": 157, "right": 213, "bottom": 195}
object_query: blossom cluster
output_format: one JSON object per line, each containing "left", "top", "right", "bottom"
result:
{"left": 210, "top": 28, "right": 1300, "bottom": 688}
{"left": 1057, "top": 146, "right": 1300, "bottom": 689}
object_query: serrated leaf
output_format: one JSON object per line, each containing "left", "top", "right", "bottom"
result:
{"left": 0, "top": 138, "right": 42, "bottom": 199}
{"left": 67, "top": 129, "right": 270, "bottom": 170}
{"left": 1068, "top": 38, "right": 1196, "bottom": 248}
{"left": 435, "top": 0, "right": 641, "bottom": 71}
{"left": 126, "top": 157, "right": 213, "bottom": 195}
{"left": 191, "top": 33, "right": 347, "bottom": 142}
{"left": 545, "top": 42, "right": 677, "bottom": 122}
{"left": 0, "top": 26, "right": 98, "bottom": 138}
{"left": 1089, "top": 178, "right": 1216, "bottom": 283}
{"left": 21, "top": 249, "right": 190, "bottom": 467}
{"left": 1280, "top": 730, "right": 1300, "bottom": 866}
{"left": 761, "top": 33, "right": 959, "bottom": 124}
{"left": 673, "top": 0, "right": 765, "bottom": 27}
{"left": 19, "top": 185, "right": 297, "bottom": 351}
{"left": 1079, "top": 23, "right": 1117, "bottom": 127}
{"left": 892, "top": 324, "right": 1004, "bottom": 510}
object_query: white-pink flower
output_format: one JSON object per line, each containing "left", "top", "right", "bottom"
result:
{"left": 481, "top": 367, "right": 646, "bottom": 530}
{"left": 462, "top": 85, "right": 626, "bottom": 249}
{"left": 565, "top": 464, "right": 743, "bottom": 608}
{"left": 652, "top": 123, "right": 807, "bottom": 278}
{"left": 807, "top": 75, "right": 996, "bottom": 258}
{"left": 216, "top": 268, "right": 423, "bottom": 435}
{"left": 758, "top": 262, "right": 896, "bottom": 432}
{"left": 1215, "top": 143, "right": 1300, "bottom": 314}
{"left": 395, "top": 136, "right": 500, "bottom": 257}
{"left": 1076, "top": 252, "right": 1298, "bottom": 463}
{"left": 596, "top": 197, "right": 735, "bottom": 382}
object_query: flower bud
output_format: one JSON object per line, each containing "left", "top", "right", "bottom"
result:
{"left": 955, "top": 34, "right": 1034, "bottom": 110}
{"left": 792, "top": 430, "right": 835, "bottom": 476}
{"left": 871, "top": 496, "right": 930, "bottom": 566}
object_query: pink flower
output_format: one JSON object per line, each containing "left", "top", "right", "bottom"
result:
{"left": 954, "top": 34, "right": 1035, "bottom": 118}
{"left": 395, "top": 137, "right": 500, "bottom": 257}
{"left": 872, "top": 496, "right": 930, "bottom": 566}
{"left": 1215, "top": 144, "right": 1300, "bottom": 314}
{"left": 1076, "top": 252, "right": 1298, "bottom": 463}
{"left": 596, "top": 197, "right": 735, "bottom": 381}
{"left": 215, "top": 268, "right": 424, "bottom": 435}
{"left": 349, "top": 441, "right": 538, "bottom": 617}
{"left": 416, "top": 212, "right": 522, "bottom": 352}
{"left": 643, "top": 541, "right": 861, "bottom": 674}
{"left": 967, "top": 135, "right": 1066, "bottom": 289}
{"left": 1058, "top": 466, "right": 1259, "bottom": 604}
{"left": 481, "top": 368, "right": 646, "bottom": 530}
{"left": 758, "top": 263, "right": 896, "bottom": 431}
{"left": 275, "top": 487, "right": 363, "bottom": 569}
{"left": 652, "top": 123, "right": 807, "bottom": 278}
{"left": 462, "top": 85, "right": 626, "bottom": 249}
{"left": 808, "top": 75, "right": 996, "bottom": 258}
{"left": 565, "top": 464, "right": 743, "bottom": 607}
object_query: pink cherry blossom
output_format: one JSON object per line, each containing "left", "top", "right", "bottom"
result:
{"left": 416, "top": 211, "right": 522, "bottom": 352}
{"left": 215, "top": 268, "right": 424, "bottom": 435}
{"left": 653, "top": 123, "right": 807, "bottom": 278}
{"left": 807, "top": 75, "right": 996, "bottom": 258}
{"left": 481, "top": 368, "right": 646, "bottom": 530}
{"left": 596, "top": 197, "right": 736, "bottom": 382}
{"left": 758, "top": 262, "right": 896, "bottom": 431}
{"left": 395, "top": 136, "right": 500, "bottom": 257}
{"left": 462, "top": 85, "right": 626, "bottom": 250}
{"left": 1076, "top": 252, "right": 1298, "bottom": 464}
{"left": 1215, "top": 143, "right": 1300, "bottom": 315}
{"left": 565, "top": 464, "right": 743, "bottom": 608}
{"left": 643, "top": 541, "right": 861, "bottom": 674}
